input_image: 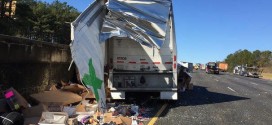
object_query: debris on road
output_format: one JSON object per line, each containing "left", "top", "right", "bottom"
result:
{"left": 0, "top": 81, "right": 155, "bottom": 125}
{"left": 1, "top": 87, "right": 29, "bottom": 124}
{"left": 38, "top": 112, "right": 68, "bottom": 125}
{"left": 4, "top": 87, "right": 30, "bottom": 110}
{"left": 30, "top": 90, "right": 82, "bottom": 106}
{"left": 233, "top": 65, "right": 263, "bottom": 78}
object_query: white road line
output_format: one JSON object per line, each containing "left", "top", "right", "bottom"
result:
{"left": 227, "top": 87, "right": 236, "bottom": 92}
{"left": 249, "top": 82, "right": 258, "bottom": 85}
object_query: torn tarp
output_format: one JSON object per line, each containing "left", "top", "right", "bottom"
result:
{"left": 100, "top": 0, "right": 172, "bottom": 49}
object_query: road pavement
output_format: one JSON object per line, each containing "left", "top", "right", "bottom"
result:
{"left": 156, "top": 70, "right": 272, "bottom": 125}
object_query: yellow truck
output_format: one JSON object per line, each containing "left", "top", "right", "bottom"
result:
{"left": 218, "top": 62, "right": 228, "bottom": 72}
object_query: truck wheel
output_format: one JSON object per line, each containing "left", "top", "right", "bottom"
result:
{"left": 0, "top": 112, "right": 24, "bottom": 125}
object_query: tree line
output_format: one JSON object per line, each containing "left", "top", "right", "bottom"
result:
{"left": 224, "top": 49, "right": 272, "bottom": 72}
{"left": 0, "top": 0, "right": 80, "bottom": 44}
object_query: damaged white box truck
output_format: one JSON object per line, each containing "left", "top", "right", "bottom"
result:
{"left": 70, "top": 0, "right": 178, "bottom": 101}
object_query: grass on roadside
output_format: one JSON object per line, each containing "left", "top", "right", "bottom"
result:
{"left": 261, "top": 73, "right": 272, "bottom": 80}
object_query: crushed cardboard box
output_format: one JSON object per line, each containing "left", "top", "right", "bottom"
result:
{"left": 75, "top": 104, "right": 86, "bottom": 112}
{"left": 81, "top": 91, "right": 95, "bottom": 100}
{"left": 103, "top": 113, "right": 123, "bottom": 125}
{"left": 62, "top": 84, "right": 85, "bottom": 93}
{"left": 30, "top": 90, "right": 82, "bottom": 106}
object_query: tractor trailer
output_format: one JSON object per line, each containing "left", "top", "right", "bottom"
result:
{"left": 70, "top": 0, "right": 178, "bottom": 100}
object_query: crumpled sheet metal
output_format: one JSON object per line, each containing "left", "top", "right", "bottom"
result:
{"left": 100, "top": 0, "right": 172, "bottom": 49}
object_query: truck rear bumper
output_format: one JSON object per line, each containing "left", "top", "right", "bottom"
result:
{"left": 110, "top": 89, "right": 178, "bottom": 100}
{"left": 160, "top": 91, "right": 178, "bottom": 100}
{"left": 110, "top": 88, "right": 177, "bottom": 91}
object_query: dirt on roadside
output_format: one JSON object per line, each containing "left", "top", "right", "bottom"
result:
{"left": 262, "top": 66, "right": 272, "bottom": 73}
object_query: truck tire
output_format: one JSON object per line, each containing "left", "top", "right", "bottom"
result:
{"left": 0, "top": 112, "right": 24, "bottom": 125}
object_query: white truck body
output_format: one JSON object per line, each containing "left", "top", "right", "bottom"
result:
{"left": 180, "top": 62, "right": 193, "bottom": 72}
{"left": 201, "top": 64, "right": 206, "bottom": 70}
{"left": 71, "top": 0, "right": 177, "bottom": 100}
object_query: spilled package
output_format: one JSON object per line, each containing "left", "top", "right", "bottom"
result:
{"left": 38, "top": 112, "right": 68, "bottom": 125}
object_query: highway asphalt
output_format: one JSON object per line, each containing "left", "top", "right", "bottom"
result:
{"left": 156, "top": 70, "right": 272, "bottom": 125}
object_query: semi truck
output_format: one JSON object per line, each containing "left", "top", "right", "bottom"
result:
{"left": 218, "top": 62, "right": 228, "bottom": 72}
{"left": 70, "top": 0, "right": 178, "bottom": 100}
{"left": 206, "top": 62, "right": 219, "bottom": 74}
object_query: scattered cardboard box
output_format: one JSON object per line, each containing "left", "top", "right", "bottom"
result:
{"left": 62, "top": 84, "right": 85, "bottom": 93}
{"left": 120, "top": 116, "right": 132, "bottom": 125}
{"left": 75, "top": 104, "right": 86, "bottom": 112}
{"left": 38, "top": 112, "right": 68, "bottom": 125}
{"left": 103, "top": 113, "right": 123, "bottom": 125}
{"left": 45, "top": 85, "right": 58, "bottom": 91}
{"left": 81, "top": 91, "right": 95, "bottom": 100}
{"left": 30, "top": 90, "right": 82, "bottom": 106}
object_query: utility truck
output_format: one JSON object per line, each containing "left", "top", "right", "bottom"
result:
{"left": 70, "top": 0, "right": 178, "bottom": 100}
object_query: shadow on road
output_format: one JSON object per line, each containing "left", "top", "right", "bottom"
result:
{"left": 117, "top": 85, "right": 250, "bottom": 119}
{"left": 206, "top": 73, "right": 225, "bottom": 75}
{"left": 173, "top": 85, "right": 250, "bottom": 107}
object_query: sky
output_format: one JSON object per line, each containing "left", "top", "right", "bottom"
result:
{"left": 44, "top": 0, "right": 272, "bottom": 64}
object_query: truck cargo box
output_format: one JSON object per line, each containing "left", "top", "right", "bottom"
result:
{"left": 218, "top": 62, "right": 228, "bottom": 72}
{"left": 70, "top": 0, "right": 177, "bottom": 100}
